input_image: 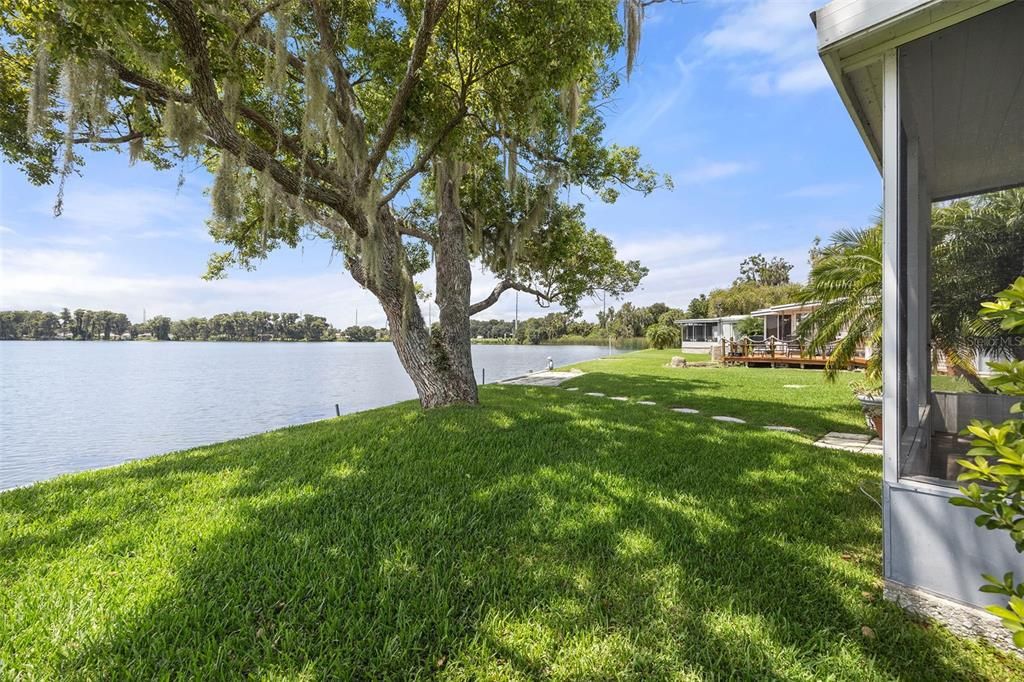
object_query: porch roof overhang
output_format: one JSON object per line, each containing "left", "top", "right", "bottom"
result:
{"left": 675, "top": 316, "right": 746, "bottom": 326}
{"left": 749, "top": 302, "right": 819, "bottom": 318}
{"left": 812, "top": 0, "right": 1024, "bottom": 200}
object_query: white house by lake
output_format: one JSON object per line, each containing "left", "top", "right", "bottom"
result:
{"left": 675, "top": 315, "right": 747, "bottom": 353}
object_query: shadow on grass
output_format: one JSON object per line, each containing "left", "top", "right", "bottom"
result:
{"left": 1, "top": 386, "right": 1015, "bottom": 679}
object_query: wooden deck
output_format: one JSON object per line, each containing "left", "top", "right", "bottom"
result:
{"left": 717, "top": 337, "right": 867, "bottom": 369}
{"left": 722, "top": 354, "right": 867, "bottom": 369}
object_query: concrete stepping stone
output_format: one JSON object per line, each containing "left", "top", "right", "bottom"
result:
{"left": 584, "top": 392, "right": 605, "bottom": 397}
{"left": 712, "top": 416, "right": 746, "bottom": 424}
{"left": 564, "top": 387, "right": 579, "bottom": 391}
{"left": 861, "top": 439, "right": 883, "bottom": 455}
{"left": 637, "top": 400, "right": 657, "bottom": 405}
{"left": 672, "top": 407, "right": 699, "bottom": 414}
{"left": 813, "top": 432, "right": 879, "bottom": 454}
{"left": 609, "top": 396, "right": 629, "bottom": 401}
{"left": 783, "top": 384, "right": 808, "bottom": 389}
{"left": 764, "top": 425, "right": 800, "bottom": 433}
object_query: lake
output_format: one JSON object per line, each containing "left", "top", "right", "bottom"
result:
{"left": 0, "top": 341, "right": 620, "bottom": 490}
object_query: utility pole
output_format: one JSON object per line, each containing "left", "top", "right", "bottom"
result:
{"left": 603, "top": 291, "right": 611, "bottom": 356}
{"left": 514, "top": 290, "right": 519, "bottom": 338}
{"left": 355, "top": 308, "right": 358, "bottom": 326}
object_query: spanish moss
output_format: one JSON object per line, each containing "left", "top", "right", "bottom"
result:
{"left": 301, "top": 49, "right": 329, "bottom": 151}
{"left": 162, "top": 100, "right": 205, "bottom": 156}
{"left": 128, "top": 136, "right": 144, "bottom": 165}
{"left": 624, "top": 0, "right": 643, "bottom": 80}
{"left": 222, "top": 77, "right": 241, "bottom": 124}
{"left": 54, "top": 60, "right": 83, "bottom": 217}
{"left": 266, "top": 5, "right": 292, "bottom": 104}
{"left": 560, "top": 81, "right": 580, "bottom": 139}
{"left": 27, "top": 40, "right": 50, "bottom": 136}
{"left": 211, "top": 152, "right": 241, "bottom": 224}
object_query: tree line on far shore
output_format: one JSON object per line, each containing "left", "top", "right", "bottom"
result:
{"left": 1, "top": 254, "right": 812, "bottom": 347}
{"left": 0, "top": 308, "right": 339, "bottom": 342}
{"left": 2, "top": 252, "right": 805, "bottom": 348}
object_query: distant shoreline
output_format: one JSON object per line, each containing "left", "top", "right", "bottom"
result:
{"left": 0, "top": 338, "right": 647, "bottom": 348}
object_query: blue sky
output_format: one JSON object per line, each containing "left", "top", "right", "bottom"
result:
{"left": 0, "top": 0, "right": 881, "bottom": 328}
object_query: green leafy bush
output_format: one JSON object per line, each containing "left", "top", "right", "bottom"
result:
{"left": 645, "top": 323, "right": 679, "bottom": 350}
{"left": 951, "top": 276, "right": 1024, "bottom": 648}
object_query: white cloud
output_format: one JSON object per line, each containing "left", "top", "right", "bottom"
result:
{"left": 0, "top": 224, "right": 14, "bottom": 235}
{"left": 0, "top": 246, "right": 386, "bottom": 326}
{"left": 702, "top": 1, "right": 828, "bottom": 96}
{"left": 35, "top": 185, "right": 209, "bottom": 241}
{"left": 776, "top": 59, "right": 832, "bottom": 94}
{"left": 703, "top": 1, "right": 811, "bottom": 59}
{"left": 611, "top": 55, "right": 698, "bottom": 137}
{"left": 785, "top": 182, "right": 857, "bottom": 198}
{"left": 677, "top": 160, "right": 753, "bottom": 184}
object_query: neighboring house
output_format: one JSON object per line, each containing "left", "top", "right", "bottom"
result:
{"left": 675, "top": 315, "right": 747, "bottom": 353}
{"left": 933, "top": 346, "right": 1006, "bottom": 378}
{"left": 813, "top": 0, "right": 1023, "bottom": 650}
{"left": 750, "top": 302, "right": 819, "bottom": 340}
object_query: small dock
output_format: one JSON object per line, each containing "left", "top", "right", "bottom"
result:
{"left": 500, "top": 370, "right": 582, "bottom": 387}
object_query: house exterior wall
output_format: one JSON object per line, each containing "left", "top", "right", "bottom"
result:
{"left": 879, "top": 40, "right": 1021, "bottom": 637}
{"left": 887, "top": 480, "right": 1020, "bottom": 609}
{"left": 817, "top": 1, "right": 1024, "bottom": 649}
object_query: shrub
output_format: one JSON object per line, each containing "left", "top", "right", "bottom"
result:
{"left": 645, "top": 323, "right": 678, "bottom": 350}
{"left": 951, "top": 276, "right": 1024, "bottom": 648}
{"left": 735, "top": 316, "right": 762, "bottom": 338}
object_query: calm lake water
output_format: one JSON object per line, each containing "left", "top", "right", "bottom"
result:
{"left": 0, "top": 341, "right": 619, "bottom": 490}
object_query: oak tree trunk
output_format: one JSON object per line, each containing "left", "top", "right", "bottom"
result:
{"left": 368, "top": 193, "right": 478, "bottom": 410}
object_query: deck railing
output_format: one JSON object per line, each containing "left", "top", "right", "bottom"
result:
{"left": 720, "top": 336, "right": 866, "bottom": 366}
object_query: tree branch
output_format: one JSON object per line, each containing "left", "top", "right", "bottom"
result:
{"left": 230, "top": 0, "right": 288, "bottom": 56}
{"left": 156, "top": 0, "right": 365, "bottom": 234}
{"left": 396, "top": 219, "right": 435, "bottom": 244}
{"left": 73, "top": 131, "right": 145, "bottom": 145}
{"left": 377, "top": 107, "right": 467, "bottom": 207}
{"left": 359, "top": 0, "right": 450, "bottom": 191}
{"left": 469, "top": 279, "right": 554, "bottom": 316}
{"left": 308, "top": 0, "right": 365, "bottom": 138}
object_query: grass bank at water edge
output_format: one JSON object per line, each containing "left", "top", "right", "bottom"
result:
{"left": 1, "top": 350, "right": 1020, "bottom": 679}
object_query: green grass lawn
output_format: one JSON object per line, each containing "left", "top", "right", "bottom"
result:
{"left": 565, "top": 349, "right": 868, "bottom": 436}
{"left": 2, "top": 351, "right": 1021, "bottom": 679}
{"left": 931, "top": 373, "right": 993, "bottom": 393}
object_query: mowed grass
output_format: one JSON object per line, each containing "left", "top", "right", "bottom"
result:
{"left": 2, "top": 352, "right": 1021, "bottom": 679}
{"left": 565, "top": 349, "right": 868, "bottom": 436}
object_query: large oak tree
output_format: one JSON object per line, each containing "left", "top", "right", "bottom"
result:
{"left": 1, "top": 0, "right": 669, "bottom": 407}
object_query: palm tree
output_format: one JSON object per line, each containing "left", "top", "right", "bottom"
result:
{"left": 932, "top": 189, "right": 1024, "bottom": 369}
{"left": 800, "top": 189, "right": 1024, "bottom": 389}
{"left": 798, "top": 224, "right": 883, "bottom": 381}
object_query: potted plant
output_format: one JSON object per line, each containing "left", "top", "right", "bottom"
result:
{"left": 850, "top": 379, "right": 883, "bottom": 437}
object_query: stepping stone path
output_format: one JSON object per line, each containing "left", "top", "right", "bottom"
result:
{"left": 712, "top": 416, "right": 746, "bottom": 424}
{"left": 813, "top": 432, "right": 882, "bottom": 454}
{"left": 764, "top": 425, "right": 801, "bottom": 433}
{"left": 783, "top": 384, "right": 808, "bottom": 389}
{"left": 637, "top": 400, "right": 657, "bottom": 405}
{"left": 584, "top": 392, "right": 605, "bottom": 397}
{"left": 609, "top": 396, "right": 629, "bottom": 401}
{"left": 564, "top": 387, "right": 579, "bottom": 391}
{"left": 672, "top": 408, "right": 699, "bottom": 414}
